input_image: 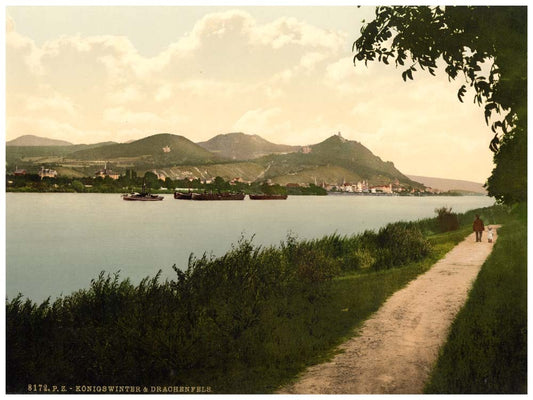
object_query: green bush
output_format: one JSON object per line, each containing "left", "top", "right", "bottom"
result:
{"left": 71, "top": 180, "right": 85, "bottom": 192}
{"left": 295, "top": 248, "right": 340, "bottom": 283}
{"left": 373, "top": 223, "right": 431, "bottom": 270}
{"left": 435, "top": 207, "right": 460, "bottom": 232}
{"left": 342, "top": 248, "right": 375, "bottom": 271}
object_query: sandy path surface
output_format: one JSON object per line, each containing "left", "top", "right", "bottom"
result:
{"left": 280, "top": 228, "right": 499, "bottom": 394}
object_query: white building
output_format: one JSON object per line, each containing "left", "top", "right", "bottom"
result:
{"left": 39, "top": 167, "right": 57, "bottom": 179}
{"left": 370, "top": 184, "right": 393, "bottom": 194}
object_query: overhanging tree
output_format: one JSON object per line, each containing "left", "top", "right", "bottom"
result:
{"left": 353, "top": 6, "right": 526, "bottom": 204}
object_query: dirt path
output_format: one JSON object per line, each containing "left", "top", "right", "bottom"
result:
{"left": 280, "top": 228, "right": 499, "bottom": 394}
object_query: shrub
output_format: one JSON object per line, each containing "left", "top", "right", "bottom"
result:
{"left": 435, "top": 207, "right": 460, "bottom": 232}
{"left": 71, "top": 180, "right": 85, "bottom": 192}
{"left": 374, "top": 222, "right": 431, "bottom": 270}
{"left": 295, "top": 248, "right": 340, "bottom": 283}
{"left": 341, "top": 248, "right": 375, "bottom": 271}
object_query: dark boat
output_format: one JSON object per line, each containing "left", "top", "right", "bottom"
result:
{"left": 249, "top": 194, "right": 288, "bottom": 200}
{"left": 191, "top": 192, "right": 245, "bottom": 201}
{"left": 122, "top": 192, "right": 164, "bottom": 201}
{"left": 174, "top": 191, "right": 193, "bottom": 200}
{"left": 122, "top": 183, "right": 164, "bottom": 201}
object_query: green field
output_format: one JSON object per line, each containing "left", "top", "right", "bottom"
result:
{"left": 425, "top": 203, "right": 527, "bottom": 394}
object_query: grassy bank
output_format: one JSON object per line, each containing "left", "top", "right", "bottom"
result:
{"left": 6, "top": 205, "right": 509, "bottom": 393}
{"left": 425, "top": 203, "right": 527, "bottom": 394}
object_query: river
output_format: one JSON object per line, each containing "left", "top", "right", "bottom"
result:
{"left": 6, "top": 193, "right": 494, "bottom": 302}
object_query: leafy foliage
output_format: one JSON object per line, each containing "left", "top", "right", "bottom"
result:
{"left": 6, "top": 173, "right": 318, "bottom": 196}
{"left": 486, "top": 122, "right": 527, "bottom": 204}
{"left": 353, "top": 6, "right": 527, "bottom": 204}
{"left": 435, "top": 207, "right": 460, "bottom": 232}
{"left": 374, "top": 223, "right": 431, "bottom": 269}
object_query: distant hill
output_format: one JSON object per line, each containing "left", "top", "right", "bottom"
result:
{"left": 7, "top": 135, "right": 73, "bottom": 146}
{"left": 70, "top": 133, "right": 221, "bottom": 165}
{"left": 6, "top": 131, "right": 425, "bottom": 188}
{"left": 311, "top": 134, "right": 415, "bottom": 181}
{"left": 256, "top": 134, "right": 423, "bottom": 187}
{"left": 6, "top": 142, "right": 118, "bottom": 168}
{"left": 407, "top": 175, "right": 487, "bottom": 194}
{"left": 197, "top": 132, "right": 301, "bottom": 160}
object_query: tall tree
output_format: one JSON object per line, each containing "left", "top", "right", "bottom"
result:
{"left": 353, "top": 6, "right": 526, "bottom": 204}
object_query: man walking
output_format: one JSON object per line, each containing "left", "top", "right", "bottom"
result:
{"left": 473, "top": 214, "right": 485, "bottom": 242}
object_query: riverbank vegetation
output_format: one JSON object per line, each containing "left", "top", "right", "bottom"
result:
{"left": 6, "top": 172, "right": 326, "bottom": 196}
{"left": 425, "top": 203, "right": 527, "bottom": 394}
{"left": 6, "top": 205, "right": 510, "bottom": 393}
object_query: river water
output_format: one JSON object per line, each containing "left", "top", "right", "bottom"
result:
{"left": 6, "top": 193, "right": 494, "bottom": 302}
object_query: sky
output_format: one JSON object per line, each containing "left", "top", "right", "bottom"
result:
{"left": 5, "top": 5, "right": 498, "bottom": 183}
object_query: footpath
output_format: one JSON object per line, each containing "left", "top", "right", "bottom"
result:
{"left": 280, "top": 228, "right": 499, "bottom": 394}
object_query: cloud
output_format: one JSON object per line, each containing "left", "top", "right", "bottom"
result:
{"left": 161, "top": 10, "right": 346, "bottom": 83}
{"left": 324, "top": 56, "right": 381, "bottom": 96}
{"left": 233, "top": 107, "right": 283, "bottom": 133}
{"left": 26, "top": 93, "right": 78, "bottom": 115}
{"left": 176, "top": 79, "right": 245, "bottom": 97}
{"left": 192, "top": 9, "right": 254, "bottom": 43}
{"left": 103, "top": 107, "right": 165, "bottom": 126}
{"left": 325, "top": 57, "right": 354, "bottom": 84}
{"left": 300, "top": 51, "right": 328, "bottom": 71}
{"left": 102, "top": 106, "right": 188, "bottom": 132}
{"left": 6, "top": 27, "right": 45, "bottom": 75}
{"left": 6, "top": 14, "right": 15, "bottom": 33}
{"left": 34, "top": 33, "right": 172, "bottom": 83}
{"left": 5, "top": 8, "right": 495, "bottom": 182}
{"left": 180, "top": 10, "right": 346, "bottom": 53}
{"left": 154, "top": 84, "right": 173, "bottom": 102}
{"left": 7, "top": 9, "right": 347, "bottom": 105}
{"left": 252, "top": 16, "right": 345, "bottom": 51}
{"left": 107, "top": 85, "right": 144, "bottom": 104}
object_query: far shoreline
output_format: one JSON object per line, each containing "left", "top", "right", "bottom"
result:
{"left": 5, "top": 190, "right": 488, "bottom": 197}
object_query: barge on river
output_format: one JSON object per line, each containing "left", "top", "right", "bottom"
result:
{"left": 122, "top": 183, "right": 164, "bottom": 201}
{"left": 191, "top": 192, "right": 245, "bottom": 201}
{"left": 250, "top": 194, "right": 287, "bottom": 200}
{"left": 122, "top": 192, "right": 164, "bottom": 201}
{"left": 249, "top": 194, "right": 288, "bottom": 200}
{"left": 174, "top": 192, "right": 193, "bottom": 200}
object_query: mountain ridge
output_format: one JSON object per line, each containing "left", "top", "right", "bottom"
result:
{"left": 6, "top": 132, "right": 423, "bottom": 188}
{"left": 7, "top": 135, "right": 73, "bottom": 147}
{"left": 246, "top": 133, "right": 420, "bottom": 187}
{"left": 70, "top": 133, "right": 221, "bottom": 165}
{"left": 406, "top": 175, "right": 486, "bottom": 194}
{"left": 197, "top": 132, "right": 301, "bottom": 160}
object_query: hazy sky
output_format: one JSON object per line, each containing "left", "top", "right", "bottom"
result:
{"left": 6, "top": 5, "right": 496, "bottom": 182}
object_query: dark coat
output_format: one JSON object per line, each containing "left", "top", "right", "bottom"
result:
{"left": 473, "top": 218, "right": 485, "bottom": 232}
